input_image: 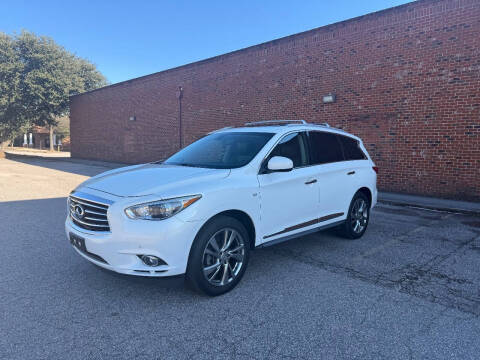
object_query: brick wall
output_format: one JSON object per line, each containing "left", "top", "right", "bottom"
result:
{"left": 70, "top": 0, "right": 480, "bottom": 201}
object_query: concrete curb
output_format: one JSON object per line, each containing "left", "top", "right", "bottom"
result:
{"left": 378, "top": 193, "right": 480, "bottom": 216}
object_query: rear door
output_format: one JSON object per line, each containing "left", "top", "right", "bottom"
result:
{"left": 337, "top": 134, "right": 371, "bottom": 204}
{"left": 257, "top": 131, "right": 320, "bottom": 242}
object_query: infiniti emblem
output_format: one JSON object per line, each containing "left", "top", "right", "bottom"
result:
{"left": 74, "top": 204, "right": 85, "bottom": 218}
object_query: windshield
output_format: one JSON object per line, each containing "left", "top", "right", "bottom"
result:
{"left": 163, "top": 132, "right": 274, "bottom": 169}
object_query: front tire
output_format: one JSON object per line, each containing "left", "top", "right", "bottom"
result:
{"left": 339, "top": 192, "right": 370, "bottom": 239}
{"left": 186, "top": 216, "right": 250, "bottom": 296}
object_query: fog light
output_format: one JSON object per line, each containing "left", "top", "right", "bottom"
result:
{"left": 140, "top": 255, "right": 161, "bottom": 267}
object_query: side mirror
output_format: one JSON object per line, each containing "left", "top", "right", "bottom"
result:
{"left": 267, "top": 156, "right": 293, "bottom": 172}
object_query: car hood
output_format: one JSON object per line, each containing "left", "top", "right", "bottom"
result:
{"left": 82, "top": 163, "right": 230, "bottom": 197}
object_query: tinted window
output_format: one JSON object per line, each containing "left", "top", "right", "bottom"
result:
{"left": 338, "top": 136, "right": 367, "bottom": 160}
{"left": 308, "top": 131, "right": 344, "bottom": 164}
{"left": 268, "top": 132, "right": 308, "bottom": 168}
{"left": 164, "top": 132, "right": 274, "bottom": 169}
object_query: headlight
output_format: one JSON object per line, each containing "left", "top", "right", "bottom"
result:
{"left": 124, "top": 195, "right": 202, "bottom": 220}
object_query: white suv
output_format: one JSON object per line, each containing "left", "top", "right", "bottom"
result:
{"left": 66, "top": 120, "right": 377, "bottom": 295}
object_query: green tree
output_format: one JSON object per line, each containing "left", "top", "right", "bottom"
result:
{"left": 0, "top": 31, "right": 107, "bottom": 150}
{"left": 0, "top": 33, "right": 24, "bottom": 147}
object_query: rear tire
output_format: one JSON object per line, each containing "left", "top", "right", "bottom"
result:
{"left": 339, "top": 192, "right": 370, "bottom": 239}
{"left": 186, "top": 216, "right": 250, "bottom": 296}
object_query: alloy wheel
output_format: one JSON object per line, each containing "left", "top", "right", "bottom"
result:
{"left": 202, "top": 228, "right": 245, "bottom": 286}
{"left": 351, "top": 198, "right": 368, "bottom": 234}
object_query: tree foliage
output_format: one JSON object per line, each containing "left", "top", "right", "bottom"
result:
{"left": 0, "top": 33, "right": 24, "bottom": 144}
{"left": 0, "top": 31, "right": 107, "bottom": 144}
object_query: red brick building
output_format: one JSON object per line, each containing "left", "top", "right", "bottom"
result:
{"left": 70, "top": 0, "right": 480, "bottom": 201}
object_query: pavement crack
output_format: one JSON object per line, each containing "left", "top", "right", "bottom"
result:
{"left": 352, "top": 212, "right": 454, "bottom": 262}
{"left": 271, "top": 232, "right": 480, "bottom": 316}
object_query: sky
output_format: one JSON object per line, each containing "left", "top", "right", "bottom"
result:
{"left": 1, "top": 0, "right": 413, "bottom": 84}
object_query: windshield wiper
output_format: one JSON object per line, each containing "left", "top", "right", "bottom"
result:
{"left": 168, "top": 163, "right": 206, "bottom": 168}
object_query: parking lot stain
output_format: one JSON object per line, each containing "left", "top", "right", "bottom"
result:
{"left": 462, "top": 220, "right": 480, "bottom": 228}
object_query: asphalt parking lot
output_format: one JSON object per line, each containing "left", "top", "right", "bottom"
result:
{"left": 1, "top": 156, "right": 479, "bottom": 359}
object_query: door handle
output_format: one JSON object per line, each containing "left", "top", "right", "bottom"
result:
{"left": 305, "top": 179, "right": 317, "bottom": 185}
{"left": 347, "top": 171, "right": 355, "bottom": 175}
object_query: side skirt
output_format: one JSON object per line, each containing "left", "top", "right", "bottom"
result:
{"left": 257, "top": 220, "right": 345, "bottom": 248}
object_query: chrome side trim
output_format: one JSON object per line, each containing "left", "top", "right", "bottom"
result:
{"left": 258, "top": 220, "right": 345, "bottom": 248}
{"left": 263, "top": 212, "right": 344, "bottom": 239}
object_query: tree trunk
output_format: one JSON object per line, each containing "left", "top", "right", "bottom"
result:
{"left": 49, "top": 125, "right": 54, "bottom": 151}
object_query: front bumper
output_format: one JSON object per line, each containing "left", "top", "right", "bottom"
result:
{"left": 65, "top": 209, "right": 202, "bottom": 277}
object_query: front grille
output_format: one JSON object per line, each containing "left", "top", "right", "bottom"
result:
{"left": 69, "top": 195, "right": 110, "bottom": 232}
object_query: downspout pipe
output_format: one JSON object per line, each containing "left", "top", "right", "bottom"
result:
{"left": 176, "top": 86, "right": 184, "bottom": 149}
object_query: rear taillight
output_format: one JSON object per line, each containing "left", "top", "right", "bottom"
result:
{"left": 372, "top": 166, "right": 378, "bottom": 174}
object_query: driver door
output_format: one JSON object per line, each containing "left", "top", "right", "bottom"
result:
{"left": 257, "top": 132, "right": 320, "bottom": 243}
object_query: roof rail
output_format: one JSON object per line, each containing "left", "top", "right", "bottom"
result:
{"left": 312, "top": 122, "right": 335, "bottom": 128}
{"left": 208, "top": 126, "right": 234, "bottom": 134}
{"left": 244, "top": 120, "right": 307, "bottom": 127}
{"left": 309, "top": 122, "right": 347, "bottom": 133}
